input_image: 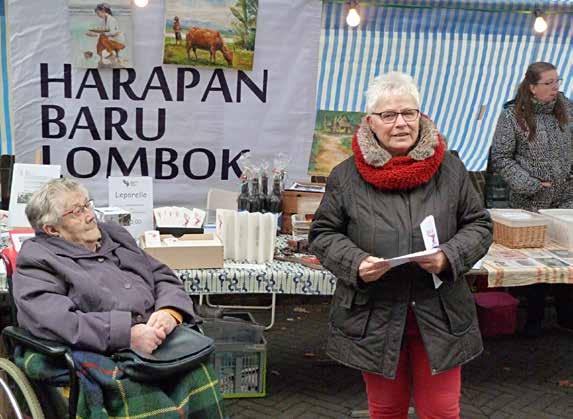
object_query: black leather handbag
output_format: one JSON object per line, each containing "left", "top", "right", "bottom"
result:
{"left": 112, "top": 325, "right": 215, "bottom": 382}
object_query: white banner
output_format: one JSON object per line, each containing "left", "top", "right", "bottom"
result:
{"left": 9, "top": 0, "right": 321, "bottom": 208}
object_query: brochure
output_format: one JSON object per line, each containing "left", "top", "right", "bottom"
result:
{"left": 386, "top": 247, "right": 440, "bottom": 268}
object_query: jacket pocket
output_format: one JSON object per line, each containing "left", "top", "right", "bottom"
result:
{"left": 438, "top": 281, "right": 475, "bottom": 336}
{"left": 330, "top": 286, "right": 372, "bottom": 340}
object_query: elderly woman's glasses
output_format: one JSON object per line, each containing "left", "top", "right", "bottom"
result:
{"left": 61, "top": 200, "right": 95, "bottom": 218}
{"left": 535, "top": 78, "right": 562, "bottom": 87}
{"left": 371, "top": 109, "right": 420, "bottom": 124}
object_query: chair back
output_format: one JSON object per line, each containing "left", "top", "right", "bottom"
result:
{"left": 484, "top": 147, "right": 510, "bottom": 208}
{"left": 206, "top": 188, "right": 239, "bottom": 211}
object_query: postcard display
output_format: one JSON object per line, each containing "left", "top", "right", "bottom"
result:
{"left": 216, "top": 209, "right": 276, "bottom": 264}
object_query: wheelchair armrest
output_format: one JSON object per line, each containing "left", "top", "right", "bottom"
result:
{"left": 3, "top": 326, "right": 81, "bottom": 418}
{"left": 2, "top": 326, "right": 70, "bottom": 357}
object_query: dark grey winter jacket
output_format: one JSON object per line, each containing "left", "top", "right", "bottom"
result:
{"left": 491, "top": 94, "right": 573, "bottom": 211}
{"left": 309, "top": 152, "right": 492, "bottom": 378}
{"left": 13, "top": 222, "right": 196, "bottom": 353}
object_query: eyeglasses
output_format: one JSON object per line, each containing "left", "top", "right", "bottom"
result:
{"left": 61, "top": 200, "right": 94, "bottom": 218}
{"left": 535, "top": 78, "right": 563, "bottom": 87}
{"left": 371, "top": 109, "right": 420, "bottom": 124}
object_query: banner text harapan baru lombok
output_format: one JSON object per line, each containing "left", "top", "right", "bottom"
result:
{"left": 39, "top": 63, "right": 269, "bottom": 180}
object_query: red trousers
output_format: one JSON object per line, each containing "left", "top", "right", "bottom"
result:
{"left": 362, "top": 314, "right": 461, "bottom": 419}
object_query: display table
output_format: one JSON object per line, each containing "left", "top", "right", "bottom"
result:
{"left": 177, "top": 259, "right": 336, "bottom": 296}
{"left": 176, "top": 258, "right": 336, "bottom": 329}
{"left": 179, "top": 241, "right": 573, "bottom": 328}
{"left": 482, "top": 243, "right": 573, "bottom": 288}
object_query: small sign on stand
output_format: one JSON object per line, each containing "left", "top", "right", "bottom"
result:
{"left": 108, "top": 177, "right": 154, "bottom": 239}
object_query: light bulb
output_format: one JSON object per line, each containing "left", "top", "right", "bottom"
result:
{"left": 534, "top": 16, "right": 547, "bottom": 33}
{"left": 134, "top": 0, "right": 149, "bottom": 7}
{"left": 346, "top": 8, "right": 360, "bottom": 27}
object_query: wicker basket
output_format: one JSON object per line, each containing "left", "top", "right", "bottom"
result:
{"left": 490, "top": 209, "right": 549, "bottom": 248}
{"left": 493, "top": 221, "right": 547, "bottom": 248}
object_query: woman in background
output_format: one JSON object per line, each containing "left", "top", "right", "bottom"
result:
{"left": 491, "top": 61, "right": 573, "bottom": 337}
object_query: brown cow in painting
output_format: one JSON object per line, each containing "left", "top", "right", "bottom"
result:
{"left": 186, "top": 27, "right": 233, "bottom": 66}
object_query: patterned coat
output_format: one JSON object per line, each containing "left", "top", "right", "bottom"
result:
{"left": 490, "top": 93, "right": 573, "bottom": 211}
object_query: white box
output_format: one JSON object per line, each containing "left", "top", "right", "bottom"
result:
{"left": 538, "top": 209, "right": 573, "bottom": 249}
{"left": 489, "top": 209, "right": 549, "bottom": 228}
{"left": 291, "top": 213, "right": 312, "bottom": 238}
{"left": 141, "top": 233, "right": 224, "bottom": 269}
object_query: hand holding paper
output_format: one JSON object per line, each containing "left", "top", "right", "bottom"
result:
{"left": 415, "top": 251, "right": 450, "bottom": 274}
{"left": 419, "top": 215, "right": 444, "bottom": 288}
{"left": 385, "top": 248, "right": 440, "bottom": 268}
{"left": 358, "top": 256, "right": 391, "bottom": 283}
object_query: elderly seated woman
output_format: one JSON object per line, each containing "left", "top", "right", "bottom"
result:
{"left": 12, "top": 178, "right": 225, "bottom": 418}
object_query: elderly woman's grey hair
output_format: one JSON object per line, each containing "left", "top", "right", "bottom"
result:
{"left": 25, "top": 178, "right": 90, "bottom": 231}
{"left": 365, "top": 72, "right": 421, "bottom": 113}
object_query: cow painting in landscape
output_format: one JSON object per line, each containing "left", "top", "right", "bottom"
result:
{"left": 163, "top": 0, "right": 258, "bottom": 71}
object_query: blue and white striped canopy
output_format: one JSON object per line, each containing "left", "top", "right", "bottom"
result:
{"left": 317, "top": 0, "right": 573, "bottom": 170}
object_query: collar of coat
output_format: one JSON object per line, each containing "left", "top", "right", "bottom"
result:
{"left": 33, "top": 222, "right": 126, "bottom": 257}
{"left": 352, "top": 116, "right": 446, "bottom": 191}
{"left": 531, "top": 96, "right": 557, "bottom": 114}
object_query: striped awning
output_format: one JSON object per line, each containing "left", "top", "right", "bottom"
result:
{"left": 317, "top": 0, "right": 573, "bottom": 170}
{"left": 349, "top": 1, "right": 573, "bottom": 13}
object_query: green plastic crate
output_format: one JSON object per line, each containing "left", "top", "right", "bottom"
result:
{"left": 210, "top": 313, "right": 267, "bottom": 398}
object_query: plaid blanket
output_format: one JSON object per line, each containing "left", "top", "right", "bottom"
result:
{"left": 15, "top": 347, "right": 226, "bottom": 419}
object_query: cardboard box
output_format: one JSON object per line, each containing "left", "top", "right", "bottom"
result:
{"left": 141, "top": 233, "right": 224, "bottom": 269}
{"left": 281, "top": 190, "right": 324, "bottom": 234}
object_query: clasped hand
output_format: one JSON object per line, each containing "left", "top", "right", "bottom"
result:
{"left": 358, "top": 250, "right": 449, "bottom": 283}
{"left": 130, "top": 311, "right": 178, "bottom": 354}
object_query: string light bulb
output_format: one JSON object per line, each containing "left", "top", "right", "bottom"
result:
{"left": 134, "top": 0, "right": 149, "bottom": 7}
{"left": 346, "top": 1, "right": 360, "bottom": 27}
{"left": 533, "top": 10, "right": 547, "bottom": 33}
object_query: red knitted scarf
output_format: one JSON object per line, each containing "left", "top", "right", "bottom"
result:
{"left": 352, "top": 133, "right": 446, "bottom": 191}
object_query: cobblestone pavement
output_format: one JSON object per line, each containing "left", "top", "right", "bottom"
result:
{"left": 220, "top": 297, "right": 573, "bottom": 419}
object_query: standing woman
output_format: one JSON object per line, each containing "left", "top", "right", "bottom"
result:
{"left": 491, "top": 61, "right": 573, "bottom": 336}
{"left": 309, "top": 72, "right": 492, "bottom": 419}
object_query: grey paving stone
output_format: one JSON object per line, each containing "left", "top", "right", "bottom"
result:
{"left": 217, "top": 299, "right": 573, "bottom": 419}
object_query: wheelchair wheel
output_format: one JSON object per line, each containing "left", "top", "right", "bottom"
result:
{"left": 0, "top": 357, "right": 45, "bottom": 419}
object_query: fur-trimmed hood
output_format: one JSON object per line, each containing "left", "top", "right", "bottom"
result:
{"left": 356, "top": 115, "right": 441, "bottom": 167}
